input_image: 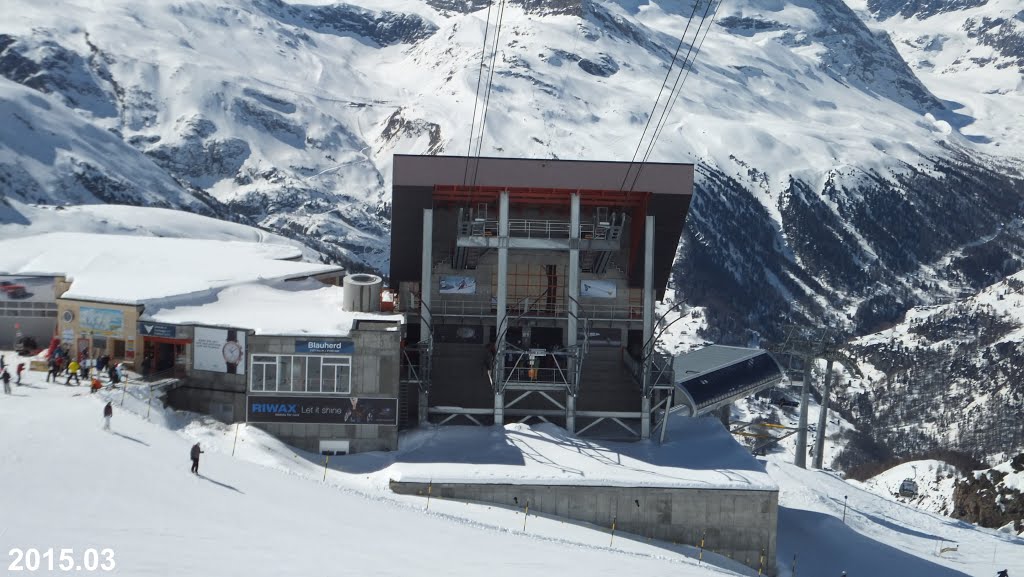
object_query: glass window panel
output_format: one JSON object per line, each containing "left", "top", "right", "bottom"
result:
{"left": 291, "top": 357, "right": 307, "bottom": 391}
{"left": 322, "top": 364, "right": 336, "bottom": 393}
{"left": 337, "top": 363, "right": 352, "bottom": 394}
{"left": 278, "top": 357, "right": 292, "bottom": 392}
{"left": 265, "top": 364, "right": 277, "bottom": 392}
{"left": 254, "top": 355, "right": 276, "bottom": 364}
{"left": 307, "top": 357, "right": 322, "bottom": 393}
{"left": 251, "top": 368, "right": 264, "bottom": 392}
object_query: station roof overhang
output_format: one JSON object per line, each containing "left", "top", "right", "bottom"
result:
{"left": 670, "top": 345, "right": 787, "bottom": 417}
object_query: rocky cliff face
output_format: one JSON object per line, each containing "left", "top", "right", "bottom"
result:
{"left": 952, "top": 454, "right": 1024, "bottom": 532}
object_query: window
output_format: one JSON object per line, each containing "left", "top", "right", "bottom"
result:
{"left": 250, "top": 354, "right": 352, "bottom": 394}
{"left": 252, "top": 355, "right": 276, "bottom": 392}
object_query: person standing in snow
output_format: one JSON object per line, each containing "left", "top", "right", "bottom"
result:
{"left": 46, "top": 357, "right": 57, "bottom": 382}
{"left": 103, "top": 402, "right": 112, "bottom": 431}
{"left": 190, "top": 442, "right": 204, "bottom": 475}
{"left": 2, "top": 368, "right": 11, "bottom": 394}
{"left": 65, "top": 360, "right": 80, "bottom": 385}
{"left": 16, "top": 362, "right": 25, "bottom": 385}
{"left": 997, "top": 570, "right": 1009, "bottom": 577}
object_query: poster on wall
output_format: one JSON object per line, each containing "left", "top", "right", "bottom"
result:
{"left": 194, "top": 327, "right": 246, "bottom": 375}
{"left": 580, "top": 280, "right": 617, "bottom": 299}
{"left": 577, "top": 327, "right": 622, "bottom": 347}
{"left": 247, "top": 396, "right": 398, "bottom": 425}
{"left": 79, "top": 307, "right": 125, "bottom": 337}
{"left": 0, "top": 276, "right": 55, "bottom": 303}
{"left": 439, "top": 275, "right": 476, "bottom": 294}
{"left": 435, "top": 324, "right": 483, "bottom": 344}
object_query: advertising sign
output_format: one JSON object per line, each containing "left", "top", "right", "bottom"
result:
{"left": 0, "top": 275, "right": 55, "bottom": 303}
{"left": 580, "top": 279, "right": 617, "bottom": 299}
{"left": 138, "top": 321, "right": 180, "bottom": 339}
{"left": 439, "top": 275, "right": 476, "bottom": 294}
{"left": 194, "top": 327, "right": 246, "bottom": 375}
{"left": 295, "top": 340, "right": 354, "bottom": 354}
{"left": 79, "top": 307, "right": 125, "bottom": 337}
{"left": 247, "top": 396, "right": 398, "bottom": 425}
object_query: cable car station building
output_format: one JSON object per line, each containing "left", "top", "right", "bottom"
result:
{"left": 391, "top": 155, "right": 692, "bottom": 439}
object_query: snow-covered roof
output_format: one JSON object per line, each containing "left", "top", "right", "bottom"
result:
{"left": 387, "top": 419, "right": 777, "bottom": 491}
{"left": 143, "top": 279, "right": 402, "bottom": 337}
{"left": 0, "top": 232, "right": 342, "bottom": 305}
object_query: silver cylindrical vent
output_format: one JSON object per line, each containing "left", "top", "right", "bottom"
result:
{"left": 342, "top": 273, "right": 383, "bottom": 312}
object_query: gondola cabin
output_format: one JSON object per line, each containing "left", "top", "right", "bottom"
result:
{"left": 899, "top": 478, "right": 919, "bottom": 497}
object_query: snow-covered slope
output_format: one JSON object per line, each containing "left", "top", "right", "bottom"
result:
{"left": 2, "top": 364, "right": 1022, "bottom": 576}
{"left": 0, "top": 199, "right": 314, "bottom": 256}
{"left": 847, "top": 0, "right": 1024, "bottom": 158}
{"left": 857, "top": 459, "right": 959, "bottom": 517}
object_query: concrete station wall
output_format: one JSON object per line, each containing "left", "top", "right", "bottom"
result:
{"left": 390, "top": 481, "right": 778, "bottom": 575}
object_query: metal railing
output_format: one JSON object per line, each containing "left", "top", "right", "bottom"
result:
{"left": 403, "top": 296, "right": 642, "bottom": 321}
{"left": 459, "top": 217, "right": 612, "bottom": 240}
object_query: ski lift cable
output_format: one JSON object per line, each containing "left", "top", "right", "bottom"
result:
{"left": 471, "top": 0, "right": 509, "bottom": 188}
{"left": 628, "top": 0, "right": 722, "bottom": 194}
{"left": 645, "top": 0, "right": 722, "bottom": 167}
{"left": 618, "top": 0, "right": 703, "bottom": 193}
{"left": 463, "top": 0, "right": 497, "bottom": 189}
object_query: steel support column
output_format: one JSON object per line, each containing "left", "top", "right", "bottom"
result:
{"left": 813, "top": 359, "right": 834, "bottom": 469}
{"left": 494, "top": 190, "right": 510, "bottom": 426}
{"left": 419, "top": 208, "right": 433, "bottom": 425}
{"left": 641, "top": 214, "right": 655, "bottom": 439}
{"left": 795, "top": 357, "right": 813, "bottom": 469}
{"left": 567, "top": 192, "right": 580, "bottom": 433}
{"left": 718, "top": 403, "right": 731, "bottom": 428}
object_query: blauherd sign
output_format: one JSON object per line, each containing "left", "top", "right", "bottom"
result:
{"left": 295, "top": 340, "right": 354, "bottom": 354}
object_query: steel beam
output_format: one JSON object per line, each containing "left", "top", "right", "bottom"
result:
{"left": 641, "top": 214, "right": 655, "bottom": 439}
{"left": 419, "top": 209, "right": 433, "bottom": 425}
{"left": 795, "top": 357, "right": 812, "bottom": 469}
{"left": 813, "top": 358, "right": 834, "bottom": 469}
{"left": 494, "top": 190, "right": 510, "bottom": 425}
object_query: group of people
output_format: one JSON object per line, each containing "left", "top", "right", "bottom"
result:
{"left": 47, "top": 350, "right": 126, "bottom": 387}
{"left": 1, "top": 355, "right": 26, "bottom": 394}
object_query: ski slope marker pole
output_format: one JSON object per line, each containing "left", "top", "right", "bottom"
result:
{"left": 231, "top": 423, "right": 241, "bottom": 457}
{"left": 426, "top": 480, "right": 432, "bottom": 511}
{"left": 322, "top": 455, "right": 330, "bottom": 482}
{"left": 523, "top": 500, "right": 529, "bottom": 532}
{"left": 146, "top": 385, "right": 153, "bottom": 421}
{"left": 609, "top": 516, "right": 616, "bottom": 547}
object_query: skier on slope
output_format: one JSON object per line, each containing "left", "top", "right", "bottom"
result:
{"left": 2, "top": 368, "right": 11, "bottom": 394}
{"left": 997, "top": 570, "right": 1009, "bottom": 577}
{"left": 190, "top": 442, "right": 204, "bottom": 475}
{"left": 103, "top": 402, "right": 113, "bottom": 431}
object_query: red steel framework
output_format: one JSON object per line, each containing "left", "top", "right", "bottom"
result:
{"left": 432, "top": 185, "right": 650, "bottom": 209}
